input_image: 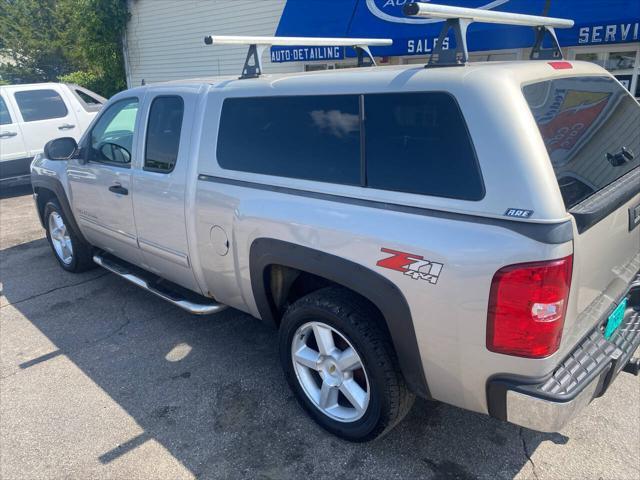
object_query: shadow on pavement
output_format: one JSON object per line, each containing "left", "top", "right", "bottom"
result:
{"left": 1, "top": 236, "right": 569, "bottom": 479}
{"left": 0, "top": 183, "right": 32, "bottom": 199}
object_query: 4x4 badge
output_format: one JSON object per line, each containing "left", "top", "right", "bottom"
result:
{"left": 377, "top": 248, "right": 443, "bottom": 285}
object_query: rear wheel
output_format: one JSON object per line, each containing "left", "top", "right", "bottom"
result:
{"left": 44, "top": 199, "right": 95, "bottom": 273}
{"left": 279, "top": 286, "right": 414, "bottom": 441}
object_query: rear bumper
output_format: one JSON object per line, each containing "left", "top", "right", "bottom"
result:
{"left": 487, "top": 274, "right": 640, "bottom": 432}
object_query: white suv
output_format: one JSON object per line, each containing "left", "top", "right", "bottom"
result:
{"left": 0, "top": 82, "right": 105, "bottom": 186}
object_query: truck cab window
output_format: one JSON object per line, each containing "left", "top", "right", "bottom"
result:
{"left": 144, "top": 96, "right": 184, "bottom": 173}
{"left": 88, "top": 98, "right": 138, "bottom": 166}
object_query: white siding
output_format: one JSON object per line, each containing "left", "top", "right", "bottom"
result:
{"left": 125, "top": 0, "right": 305, "bottom": 87}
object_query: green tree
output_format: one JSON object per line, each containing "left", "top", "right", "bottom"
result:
{"left": 0, "top": 0, "right": 70, "bottom": 83}
{"left": 0, "top": 0, "right": 129, "bottom": 98}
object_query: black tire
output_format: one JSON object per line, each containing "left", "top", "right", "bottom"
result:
{"left": 44, "top": 199, "right": 95, "bottom": 273}
{"left": 279, "top": 286, "right": 415, "bottom": 442}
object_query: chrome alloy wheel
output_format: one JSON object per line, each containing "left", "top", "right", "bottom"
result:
{"left": 48, "top": 211, "right": 73, "bottom": 265}
{"left": 291, "top": 321, "right": 370, "bottom": 422}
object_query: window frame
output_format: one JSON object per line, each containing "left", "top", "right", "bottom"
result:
{"left": 84, "top": 96, "right": 139, "bottom": 169}
{"left": 143, "top": 95, "right": 185, "bottom": 174}
{"left": 215, "top": 91, "right": 485, "bottom": 202}
{"left": 0, "top": 95, "right": 13, "bottom": 125}
{"left": 68, "top": 85, "right": 106, "bottom": 113}
{"left": 13, "top": 88, "right": 69, "bottom": 123}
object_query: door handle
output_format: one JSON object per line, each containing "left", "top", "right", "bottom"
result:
{"left": 0, "top": 131, "right": 17, "bottom": 138}
{"left": 58, "top": 123, "right": 76, "bottom": 130}
{"left": 108, "top": 185, "right": 128, "bottom": 195}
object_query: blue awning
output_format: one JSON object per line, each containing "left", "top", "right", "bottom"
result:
{"left": 271, "top": 0, "right": 640, "bottom": 62}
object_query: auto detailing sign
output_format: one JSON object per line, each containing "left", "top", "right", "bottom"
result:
{"left": 271, "top": 46, "right": 344, "bottom": 63}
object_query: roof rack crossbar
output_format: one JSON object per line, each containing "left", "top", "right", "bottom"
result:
{"left": 403, "top": 2, "right": 574, "bottom": 67}
{"left": 204, "top": 35, "right": 393, "bottom": 79}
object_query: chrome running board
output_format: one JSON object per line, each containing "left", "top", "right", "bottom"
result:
{"left": 93, "top": 253, "right": 227, "bottom": 315}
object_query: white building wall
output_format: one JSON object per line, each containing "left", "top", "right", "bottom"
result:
{"left": 125, "top": 0, "right": 305, "bottom": 87}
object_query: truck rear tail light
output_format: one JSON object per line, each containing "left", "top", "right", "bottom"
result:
{"left": 486, "top": 256, "right": 573, "bottom": 358}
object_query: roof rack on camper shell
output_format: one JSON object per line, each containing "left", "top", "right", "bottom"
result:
{"left": 403, "top": 2, "right": 574, "bottom": 67}
{"left": 203, "top": 35, "right": 393, "bottom": 79}
{"left": 203, "top": 2, "right": 574, "bottom": 78}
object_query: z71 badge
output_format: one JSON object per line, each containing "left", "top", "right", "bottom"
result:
{"left": 376, "top": 248, "right": 443, "bottom": 285}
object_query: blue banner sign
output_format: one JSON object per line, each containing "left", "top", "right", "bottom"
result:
{"left": 272, "top": 0, "right": 640, "bottom": 61}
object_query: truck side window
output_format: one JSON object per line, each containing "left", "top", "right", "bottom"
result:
{"left": 88, "top": 98, "right": 139, "bottom": 166}
{"left": 217, "top": 95, "right": 361, "bottom": 185}
{"left": 364, "top": 92, "right": 484, "bottom": 201}
{"left": 14, "top": 89, "right": 68, "bottom": 122}
{"left": 0, "top": 97, "right": 12, "bottom": 125}
{"left": 144, "top": 96, "right": 184, "bottom": 173}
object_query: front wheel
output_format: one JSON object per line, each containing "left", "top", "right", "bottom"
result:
{"left": 279, "top": 286, "right": 415, "bottom": 441}
{"left": 44, "top": 199, "right": 95, "bottom": 273}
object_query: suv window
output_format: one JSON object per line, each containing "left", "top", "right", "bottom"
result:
{"left": 0, "top": 97, "right": 12, "bottom": 125}
{"left": 524, "top": 76, "right": 640, "bottom": 209}
{"left": 72, "top": 87, "right": 105, "bottom": 113}
{"left": 144, "top": 96, "right": 184, "bottom": 173}
{"left": 76, "top": 89, "right": 101, "bottom": 105}
{"left": 14, "top": 89, "right": 68, "bottom": 122}
{"left": 217, "top": 95, "right": 361, "bottom": 185}
{"left": 88, "top": 98, "right": 139, "bottom": 165}
{"left": 364, "top": 92, "right": 483, "bottom": 201}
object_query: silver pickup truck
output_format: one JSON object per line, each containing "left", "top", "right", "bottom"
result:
{"left": 31, "top": 49, "right": 640, "bottom": 441}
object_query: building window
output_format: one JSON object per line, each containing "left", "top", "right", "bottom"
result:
{"left": 569, "top": 46, "right": 640, "bottom": 98}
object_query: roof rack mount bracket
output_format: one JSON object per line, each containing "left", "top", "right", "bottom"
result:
{"left": 403, "top": 2, "right": 574, "bottom": 67}
{"left": 241, "top": 44, "right": 267, "bottom": 79}
{"left": 530, "top": 26, "right": 562, "bottom": 60}
{"left": 430, "top": 18, "right": 472, "bottom": 67}
{"left": 355, "top": 45, "right": 376, "bottom": 67}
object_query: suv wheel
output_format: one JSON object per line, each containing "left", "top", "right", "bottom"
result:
{"left": 44, "top": 199, "right": 95, "bottom": 273}
{"left": 279, "top": 286, "right": 415, "bottom": 441}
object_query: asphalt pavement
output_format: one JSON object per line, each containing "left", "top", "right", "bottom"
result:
{"left": 1, "top": 186, "right": 639, "bottom": 480}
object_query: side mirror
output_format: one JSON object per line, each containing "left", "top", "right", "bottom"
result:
{"left": 43, "top": 137, "right": 78, "bottom": 161}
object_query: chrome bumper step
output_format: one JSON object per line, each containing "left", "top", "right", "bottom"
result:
{"left": 93, "top": 253, "right": 227, "bottom": 315}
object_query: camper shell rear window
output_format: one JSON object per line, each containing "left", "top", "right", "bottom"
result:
{"left": 523, "top": 76, "right": 640, "bottom": 209}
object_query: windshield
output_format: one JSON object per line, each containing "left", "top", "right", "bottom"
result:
{"left": 523, "top": 76, "right": 640, "bottom": 209}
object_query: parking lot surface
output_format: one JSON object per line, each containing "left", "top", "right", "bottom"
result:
{"left": 1, "top": 187, "right": 639, "bottom": 480}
